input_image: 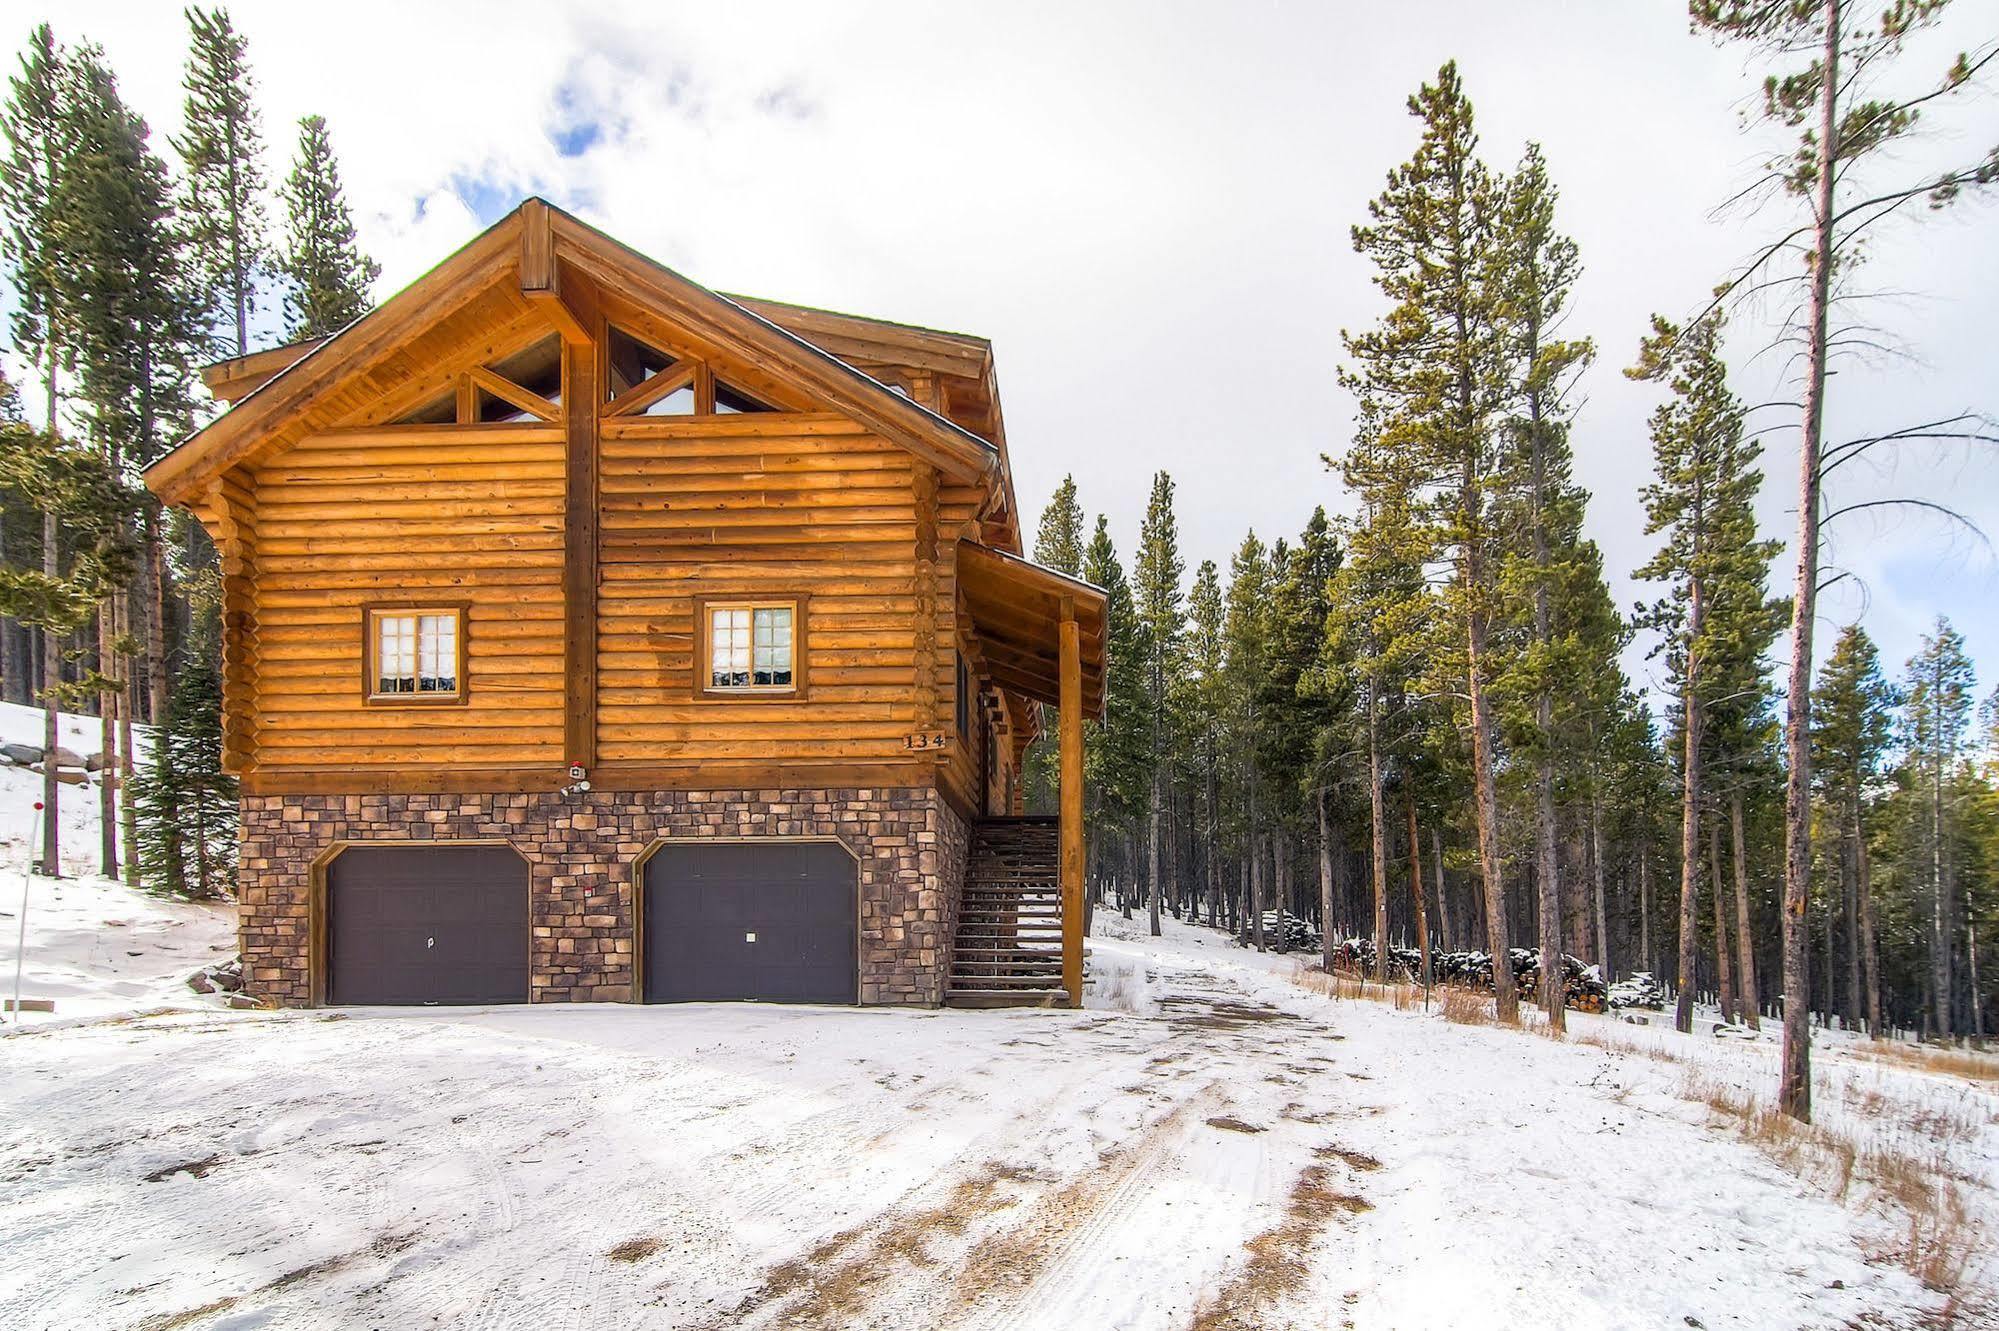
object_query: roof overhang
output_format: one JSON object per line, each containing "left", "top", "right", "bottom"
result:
{"left": 144, "top": 199, "right": 1005, "bottom": 508}
{"left": 956, "top": 541, "right": 1106, "bottom": 720}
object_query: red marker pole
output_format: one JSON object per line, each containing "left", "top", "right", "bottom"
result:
{"left": 10, "top": 802, "right": 42, "bottom": 1024}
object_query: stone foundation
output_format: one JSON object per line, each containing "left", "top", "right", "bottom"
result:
{"left": 237, "top": 786, "right": 969, "bottom": 1007}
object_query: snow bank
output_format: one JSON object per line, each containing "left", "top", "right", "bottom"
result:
{"left": 0, "top": 704, "right": 232, "bottom": 1028}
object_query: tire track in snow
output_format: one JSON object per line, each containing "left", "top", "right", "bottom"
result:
{"left": 939, "top": 1078, "right": 1227, "bottom": 1331}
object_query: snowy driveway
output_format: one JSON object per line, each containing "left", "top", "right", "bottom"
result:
{"left": 0, "top": 918, "right": 1948, "bottom": 1330}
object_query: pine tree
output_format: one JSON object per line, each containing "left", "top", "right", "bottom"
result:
{"left": 136, "top": 605, "right": 235, "bottom": 899}
{"left": 1184, "top": 559, "right": 1227, "bottom": 927}
{"left": 1082, "top": 516, "right": 1148, "bottom": 910}
{"left": 1902, "top": 617, "right": 1975, "bottom": 1039}
{"left": 1811, "top": 624, "right": 1895, "bottom": 1033}
{"left": 275, "top": 113, "right": 378, "bottom": 339}
{"left": 1492, "top": 141, "right": 1595, "bottom": 1030}
{"left": 1133, "top": 472, "right": 1185, "bottom": 937}
{"left": 1260, "top": 511, "right": 1341, "bottom": 953}
{"left": 0, "top": 377, "right": 140, "bottom": 873}
{"left": 1343, "top": 62, "right": 1518, "bottom": 1017}
{"left": 1692, "top": 0, "right": 1999, "bottom": 1122}
{"left": 1033, "top": 475, "right": 1084, "bottom": 577}
{"left": 1224, "top": 532, "right": 1275, "bottom": 949}
{"left": 2, "top": 24, "right": 74, "bottom": 872}
{"left": 54, "top": 45, "right": 204, "bottom": 878}
{"left": 174, "top": 4, "right": 268, "bottom": 358}
{"left": 1326, "top": 395, "right": 1430, "bottom": 982}
{"left": 1023, "top": 476, "right": 1087, "bottom": 812}
{"left": 1631, "top": 312, "right": 1779, "bottom": 1034}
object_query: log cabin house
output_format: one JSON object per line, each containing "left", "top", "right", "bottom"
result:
{"left": 143, "top": 199, "right": 1106, "bottom": 1011}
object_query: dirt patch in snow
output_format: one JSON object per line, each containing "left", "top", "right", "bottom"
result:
{"left": 941, "top": 1087, "right": 1216, "bottom": 1325}
{"left": 136, "top": 1297, "right": 241, "bottom": 1330}
{"left": 1316, "top": 1143, "right": 1381, "bottom": 1172}
{"left": 1205, "top": 1115, "right": 1266, "bottom": 1134}
{"left": 1186, "top": 1159, "right": 1374, "bottom": 1331}
{"left": 715, "top": 1164, "right": 1019, "bottom": 1328}
{"left": 606, "top": 1235, "right": 665, "bottom": 1263}
{"left": 142, "top": 1153, "right": 227, "bottom": 1183}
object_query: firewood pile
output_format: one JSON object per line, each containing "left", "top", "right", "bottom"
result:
{"left": 1328, "top": 938, "right": 1609, "bottom": 1013}
{"left": 1242, "top": 911, "right": 1322, "bottom": 953}
{"left": 1607, "top": 971, "right": 1666, "bottom": 1011}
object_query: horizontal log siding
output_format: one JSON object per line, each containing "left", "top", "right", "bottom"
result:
{"left": 247, "top": 425, "right": 568, "bottom": 767}
{"left": 937, "top": 482, "right": 987, "bottom": 816}
{"left": 595, "top": 418, "right": 923, "bottom": 764}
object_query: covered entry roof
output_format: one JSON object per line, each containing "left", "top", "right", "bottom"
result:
{"left": 956, "top": 542, "right": 1107, "bottom": 720}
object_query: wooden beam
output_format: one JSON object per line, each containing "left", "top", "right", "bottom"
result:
{"left": 604, "top": 359, "right": 695, "bottom": 418}
{"left": 520, "top": 200, "right": 593, "bottom": 348}
{"left": 1059, "top": 603, "right": 1084, "bottom": 1008}
{"left": 562, "top": 331, "right": 601, "bottom": 767}
{"left": 469, "top": 366, "right": 560, "bottom": 422}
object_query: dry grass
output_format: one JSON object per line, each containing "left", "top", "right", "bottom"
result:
{"left": 1439, "top": 987, "right": 1496, "bottom": 1026}
{"left": 1288, "top": 962, "right": 1420, "bottom": 1010}
{"left": 1679, "top": 1067, "right": 1990, "bottom": 1310}
{"left": 1849, "top": 1040, "right": 1999, "bottom": 1086}
{"left": 1568, "top": 1025, "right": 1682, "bottom": 1063}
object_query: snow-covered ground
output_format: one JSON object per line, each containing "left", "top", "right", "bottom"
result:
{"left": 4, "top": 891, "right": 1992, "bottom": 1330}
{"left": 1, "top": 704, "right": 1992, "bottom": 1328}
{"left": 0, "top": 701, "right": 234, "bottom": 1030}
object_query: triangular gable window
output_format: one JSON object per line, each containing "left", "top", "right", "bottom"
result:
{"left": 714, "top": 377, "right": 775, "bottom": 414}
{"left": 639, "top": 380, "right": 697, "bottom": 416}
{"left": 607, "top": 325, "right": 678, "bottom": 401}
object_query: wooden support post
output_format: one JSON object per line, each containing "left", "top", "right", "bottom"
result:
{"left": 1060, "top": 601, "right": 1084, "bottom": 1008}
{"left": 561, "top": 332, "right": 600, "bottom": 768}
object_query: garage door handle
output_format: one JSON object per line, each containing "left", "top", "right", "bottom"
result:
{"left": 427, "top": 937, "right": 435, "bottom": 949}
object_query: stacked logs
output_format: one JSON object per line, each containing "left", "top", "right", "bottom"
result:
{"left": 1328, "top": 938, "right": 1609, "bottom": 1014}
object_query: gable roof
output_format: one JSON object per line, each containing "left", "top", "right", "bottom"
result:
{"left": 144, "top": 199, "right": 1008, "bottom": 510}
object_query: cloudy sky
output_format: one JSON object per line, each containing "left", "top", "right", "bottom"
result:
{"left": 16, "top": 0, "right": 1999, "bottom": 705}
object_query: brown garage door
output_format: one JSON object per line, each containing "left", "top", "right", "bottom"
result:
{"left": 326, "top": 846, "right": 529, "bottom": 1005}
{"left": 643, "top": 842, "right": 857, "bottom": 1005}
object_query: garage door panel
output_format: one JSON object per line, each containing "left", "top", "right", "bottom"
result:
{"left": 644, "top": 842, "right": 857, "bottom": 1005}
{"left": 327, "top": 846, "right": 529, "bottom": 1006}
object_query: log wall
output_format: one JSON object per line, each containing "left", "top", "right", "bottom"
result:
{"left": 245, "top": 422, "right": 568, "bottom": 769}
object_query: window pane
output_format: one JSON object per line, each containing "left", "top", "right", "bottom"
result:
{"left": 752, "top": 607, "right": 793, "bottom": 685}
{"left": 417, "top": 613, "right": 456, "bottom": 693}
{"left": 640, "top": 382, "right": 696, "bottom": 416}
{"left": 711, "top": 607, "right": 752, "bottom": 687}
{"left": 377, "top": 614, "right": 417, "bottom": 693}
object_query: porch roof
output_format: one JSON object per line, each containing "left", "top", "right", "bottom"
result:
{"left": 956, "top": 542, "right": 1107, "bottom": 720}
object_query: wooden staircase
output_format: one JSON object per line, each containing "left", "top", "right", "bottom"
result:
{"left": 947, "top": 817, "right": 1069, "bottom": 1008}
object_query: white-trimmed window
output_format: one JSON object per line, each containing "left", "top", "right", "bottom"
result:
{"left": 704, "top": 602, "right": 796, "bottom": 693}
{"left": 366, "top": 607, "right": 464, "bottom": 701}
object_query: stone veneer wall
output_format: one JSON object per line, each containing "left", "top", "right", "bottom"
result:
{"left": 933, "top": 795, "right": 970, "bottom": 987}
{"left": 237, "top": 786, "right": 969, "bottom": 1008}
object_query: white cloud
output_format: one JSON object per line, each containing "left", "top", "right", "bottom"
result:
{"left": 17, "top": 0, "right": 1999, "bottom": 697}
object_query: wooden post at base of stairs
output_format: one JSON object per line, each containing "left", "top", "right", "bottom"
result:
{"left": 1060, "top": 602, "right": 1084, "bottom": 1008}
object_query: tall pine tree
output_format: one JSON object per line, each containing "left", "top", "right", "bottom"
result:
{"left": 2, "top": 24, "right": 74, "bottom": 870}
{"left": 1902, "top": 617, "right": 1975, "bottom": 1039}
{"left": 1492, "top": 141, "right": 1595, "bottom": 1030}
{"left": 1133, "top": 472, "right": 1185, "bottom": 937}
{"left": 1343, "top": 62, "right": 1517, "bottom": 1016}
{"left": 174, "top": 4, "right": 268, "bottom": 358}
{"left": 1811, "top": 623, "right": 1895, "bottom": 1034}
{"left": 1631, "top": 312, "right": 1779, "bottom": 1034}
{"left": 275, "top": 113, "right": 378, "bottom": 339}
